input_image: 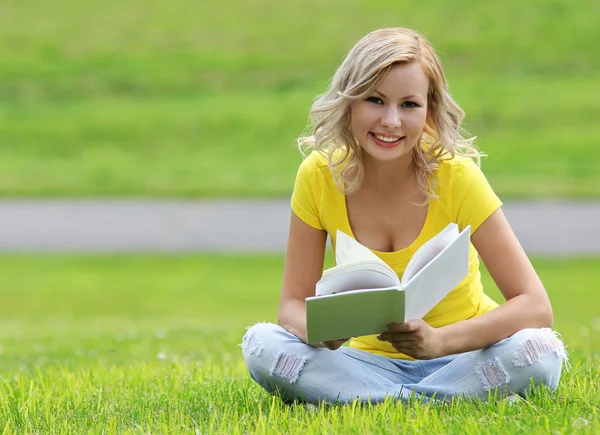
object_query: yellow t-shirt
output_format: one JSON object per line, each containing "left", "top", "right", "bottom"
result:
{"left": 291, "top": 150, "right": 503, "bottom": 360}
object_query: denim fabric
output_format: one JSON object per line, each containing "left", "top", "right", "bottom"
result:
{"left": 241, "top": 322, "right": 567, "bottom": 405}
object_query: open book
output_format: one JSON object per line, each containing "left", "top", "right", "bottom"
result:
{"left": 305, "top": 223, "right": 471, "bottom": 343}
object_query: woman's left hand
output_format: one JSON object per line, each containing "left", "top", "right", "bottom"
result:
{"left": 377, "top": 319, "right": 446, "bottom": 360}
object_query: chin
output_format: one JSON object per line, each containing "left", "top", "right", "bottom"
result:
{"left": 361, "top": 143, "right": 412, "bottom": 163}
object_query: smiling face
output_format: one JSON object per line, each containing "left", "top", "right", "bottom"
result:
{"left": 349, "top": 62, "right": 429, "bottom": 163}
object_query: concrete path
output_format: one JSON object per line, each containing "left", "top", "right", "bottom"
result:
{"left": 0, "top": 199, "right": 598, "bottom": 256}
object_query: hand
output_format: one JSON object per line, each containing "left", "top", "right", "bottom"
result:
{"left": 321, "top": 337, "right": 351, "bottom": 351}
{"left": 377, "top": 320, "right": 445, "bottom": 360}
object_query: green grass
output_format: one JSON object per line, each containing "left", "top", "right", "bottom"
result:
{"left": 0, "top": 255, "right": 598, "bottom": 433}
{"left": 0, "top": 0, "right": 599, "bottom": 197}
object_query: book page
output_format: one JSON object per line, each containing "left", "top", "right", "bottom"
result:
{"left": 314, "top": 230, "right": 400, "bottom": 296}
{"left": 316, "top": 262, "right": 398, "bottom": 296}
{"left": 401, "top": 223, "right": 459, "bottom": 286}
{"left": 335, "top": 230, "right": 384, "bottom": 266}
{"left": 403, "top": 225, "right": 471, "bottom": 320}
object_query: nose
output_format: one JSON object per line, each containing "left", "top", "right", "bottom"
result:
{"left": 381, "top": 106, "right": 402, "bottom": 129}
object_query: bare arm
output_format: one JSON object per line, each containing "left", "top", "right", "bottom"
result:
{"left": 437, "top": 207, "right": 553, "bottom": 355}
{"left": 277, "top": 211, "right": 327, "bottom": 343}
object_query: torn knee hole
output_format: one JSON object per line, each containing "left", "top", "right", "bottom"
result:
{"left": 269, "top": 352, "right": 306, "bottom": 384}
{"left": 475, "top": 357, "right": 510, "bottom": 391}
{"left": 512, "top": 329, "right": 567, "bottom": 368}
{"left": 241, "top": 330, "right": 264, "bottom": 357}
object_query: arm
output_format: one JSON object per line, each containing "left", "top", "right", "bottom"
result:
{"left": 437, "top": 207, "right": 553, "bottom": 354}
{"left": 278, "top": 211, "right": 327, "bottom": 343}
{"left": 380, "top": 207, "right": 553, "bottom": 358}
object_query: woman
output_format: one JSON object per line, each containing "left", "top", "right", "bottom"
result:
{"left": 241, "top": 28, "right": 567, "bottom": 404}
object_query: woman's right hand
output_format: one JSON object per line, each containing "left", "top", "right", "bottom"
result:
{"left": 321, "top": 338, "right": 351, "bottom": 350}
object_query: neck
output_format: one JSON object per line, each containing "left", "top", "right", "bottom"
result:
{"left": 360, "top": 152, "right": 416, "bottom": 194}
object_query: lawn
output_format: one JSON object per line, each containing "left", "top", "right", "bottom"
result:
{"left": 0, "top": 255, "right": 598, "bottom": 433}
{"left": 0, "top": 0, "right": 599, "bottom": 197}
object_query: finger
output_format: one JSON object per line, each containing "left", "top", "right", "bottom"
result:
{"left": 395, "top": 347, "right": 419, "bottom": 359}
{"left": 322, "top": 341, "right": 340, "bottom": 350}
{"left": 378, "top": 331, "right": 416, "bottom": 343}
{"left": 387, "top": 320, "right": 420, "bottom": 332}
{"left": 387, "top": 341, "right": 416, "bottom": 355}
{"left": 386, "top": 322, "right": 403, "bottom": 331}
{"left": 323, "top": 338, "right": 350, "bottom": 350}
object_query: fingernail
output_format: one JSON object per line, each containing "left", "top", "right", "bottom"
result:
{"left": 377, "top": 334, "right": 382, "bottom": 340}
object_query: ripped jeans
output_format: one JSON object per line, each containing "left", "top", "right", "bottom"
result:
{"left": 241, "top": 323, "right": 567, "bottom": 404}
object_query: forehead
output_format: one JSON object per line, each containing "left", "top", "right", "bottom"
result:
{"left": 375, "top": 62, "right": 429, "bottom": 97}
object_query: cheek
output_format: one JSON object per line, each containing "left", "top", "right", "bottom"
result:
{"left": 405, "top": 111, "right": 428, "bottom": 132}
{"left": 349, "top": 106, "right": 371, "bottom": 135}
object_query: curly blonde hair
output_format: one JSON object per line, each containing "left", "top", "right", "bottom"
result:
{"left": 298, "top": 28, "right": 483, "bottom": 199}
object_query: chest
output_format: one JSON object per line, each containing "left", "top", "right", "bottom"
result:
{"left": 345, "top": 189, "right": 428, "bottom": 253}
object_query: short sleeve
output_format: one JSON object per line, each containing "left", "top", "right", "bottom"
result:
{"left": 290, "top": 153, "right": 325, "bottom": 230}
{"left": 452, "top": 158, "right": 502, "bottom": 233}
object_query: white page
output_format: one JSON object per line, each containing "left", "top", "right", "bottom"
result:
{"left": 403, "top": 225, "right": 471, "bottom": 320}
{"left": 335, "top": 230, "right": 384, "bottom": 266}
{"left": 314, "top": 230, "right": 399, "bottom": 295}
{"left": 316, "top": 262, "right": 398, "bottom": 296}
{"left": 401, "top": 223, "right": 459, "bottom": 286}
{"left": 305, "top": 287, "right": 404, "bottom": 343}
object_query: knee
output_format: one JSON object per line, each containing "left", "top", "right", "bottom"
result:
{"left": 241, "top": 322, "right": 311, "bottom": 394}
{"left": 241, "top": 322, "right": 285, "bottom": 360}
{"left": 509, "top": 328, "right": 568, "bottom": 390}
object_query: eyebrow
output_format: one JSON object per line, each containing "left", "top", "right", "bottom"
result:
{"left": 373, "top": 90, "right": 422, "bottom": 100}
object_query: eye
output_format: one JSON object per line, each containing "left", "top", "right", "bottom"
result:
{"left": 366, "top": 96, "right": 384, "bottom": 105}
{"left": 402, "top": 101, "right": 420, "bottom": 108}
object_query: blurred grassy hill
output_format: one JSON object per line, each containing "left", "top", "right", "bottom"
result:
{"left": 1, "top": 0, "right": 598, "bottom": 197}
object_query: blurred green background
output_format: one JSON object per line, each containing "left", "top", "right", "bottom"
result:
{"left": 0, "top": 2, "right": 599, "bottom": 430}
{"left": 1, "top": 0, "right": 599, "bottom": 198}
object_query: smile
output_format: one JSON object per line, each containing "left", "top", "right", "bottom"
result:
{"left": 369, "top": 132, "right": 405, "bottom": 148}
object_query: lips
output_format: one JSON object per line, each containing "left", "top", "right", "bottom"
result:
{"left": 369, "top": 132, "right": 405, "bottom": 148}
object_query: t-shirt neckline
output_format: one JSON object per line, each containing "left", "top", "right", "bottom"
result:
{"left": 338, "top": 191, "right": 434, "bottom": 260}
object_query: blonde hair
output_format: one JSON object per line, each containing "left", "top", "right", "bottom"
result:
{"left": 298, "top": 28, "right": 483, "bottom": 199}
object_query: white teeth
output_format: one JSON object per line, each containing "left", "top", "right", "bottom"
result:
{"left": 373, "top": 134, "right": 401, "bottom": 143}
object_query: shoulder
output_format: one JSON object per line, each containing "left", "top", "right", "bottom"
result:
{"left": 291, "top": 151, "right": 334, "bottom": 230}
{"left": 437, "top": 155, "right": 502, "bottom": 231}
{"left": 296, "top": 150, "right": 334, "bottom": 187}
{"left": 293, "top": 150, "right": 334, "bottom": 196}
{"left": 298, "top": 150, "right": 330, "bottom": 173}
{"left": 438, "top": 154, "right": 480, "bottom": 173}
{"left": 437, "top": 154, "right": 489, "bottom": 189}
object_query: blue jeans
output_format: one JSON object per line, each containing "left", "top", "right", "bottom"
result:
{"left": 241, "top": 323, "right": 567, "bottom": 404}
